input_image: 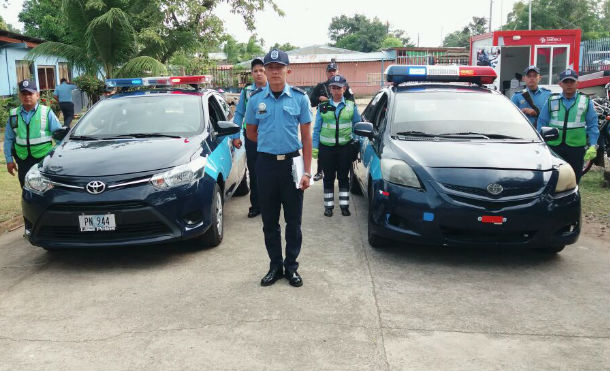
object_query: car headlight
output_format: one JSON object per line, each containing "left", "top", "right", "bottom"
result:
{"left": 24, "top": 165, "right": 54, "bottom": 195}
{"left": 380, "top": 159, "right": 422, "bottom": 188}
{"left": 554, "top": 163, "right": 577, "bottom": 193}
{"left": 150, "top": 156, "right": 207, "bottom": 190}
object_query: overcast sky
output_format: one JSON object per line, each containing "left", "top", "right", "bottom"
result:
{"left": 3, "top": 0, "right": 525, "bottom": 48}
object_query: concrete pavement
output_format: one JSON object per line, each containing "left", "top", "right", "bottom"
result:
{"left": 0, "top": 180, "right": 608, "bottom": 370}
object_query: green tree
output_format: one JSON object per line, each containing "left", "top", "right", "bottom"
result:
{"left": 0, "top": 14, "right": 19, "bottom": 32}
{"left": 503, "top": 0, "right": 608, "bottom": 40}
{"left": 380, "top": 36, "right": 403, "bottom": 49}
{"left": 19, "top": 0, "right": 72, "bottom": 42}
{"left": 328, "top": 14, "right": 413, "bottom": 52}
{"left": 442, "top": 16, "right": 487, "bottom": 47}
{"left": 271, "top": 42, "right": 298, "bottom": 51}
{"left": 222, "top": 34, "right": 265, "bottom": 63}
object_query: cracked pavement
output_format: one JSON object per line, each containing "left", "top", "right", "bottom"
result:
{"left": 0, "top": 180, "right": 608, "bottom": 370}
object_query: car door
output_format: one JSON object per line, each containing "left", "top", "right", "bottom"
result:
{"left": 207, "top": 94, "right": 240, "bottom": 195}
{"left": 356, "top": 91, "right": 388, "bottom": 196}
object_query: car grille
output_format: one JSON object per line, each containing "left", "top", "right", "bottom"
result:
{"left": 448, "top": 195, "right": 537, "bottom": 211}
{"left": 48, "top": 202, "right": 148, "bottom": 212}
{"left": 38, "top": 221, "right": 172, "bottom": 241}
{"left": 442, "top": 183, "right": 542, "bottom": 198}
{"left": 441, "top": 226, "right": 536, "bottom": 244}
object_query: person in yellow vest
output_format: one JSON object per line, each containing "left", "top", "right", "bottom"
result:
{"left": 312, "top": 75, "right": 361, "bottom": 217}
{"left": 538, "top": 69, "right": 599, "bottom": 183}
{"left": 4, "top": 80, "right": 63, "bottom": 187}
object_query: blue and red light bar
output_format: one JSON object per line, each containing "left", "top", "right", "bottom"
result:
{"left": 105, "top": 75, "right": 213, "bottom": 88}
{"left": 385, "top": 65, "right": 497, "bottom": 85}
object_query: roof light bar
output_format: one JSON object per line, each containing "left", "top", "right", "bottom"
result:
{"left": 105, "top": 75, "right": 213, "bottom": 88}
{"left": 385, "top": 65, "right": 497, "bottom": 85}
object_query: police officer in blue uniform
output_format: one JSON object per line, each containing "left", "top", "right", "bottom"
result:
{"left": 538, "top": 68, "right": 599, "bottom": 183}
{"left": 245, "top": 49, "right": 313, "bottom": 287}
{"left": 231, "top": 57, "right": 267, "bottom": 218}
{"left": 510, "top": 65, "right": 551, "bottom": 127}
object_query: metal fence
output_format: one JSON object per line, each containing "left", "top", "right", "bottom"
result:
{"left": 580, "top": 38, "right": 610, "bottom": 73}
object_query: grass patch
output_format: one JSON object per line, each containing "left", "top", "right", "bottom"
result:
{"left": 0, "top": 131, "right": 23, "bottom": 223}
{"left": 580, "top": 167, "right": 610, "bottom": 225}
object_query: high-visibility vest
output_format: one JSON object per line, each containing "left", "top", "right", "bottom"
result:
{"left": 319, "top": 100, "right": 355, "bottom": 147}
{"left": 546, "top": 93, "right": 589, "bottom": 147}
{"left": 9, "top": 105, "right": 53, "bottom": 160}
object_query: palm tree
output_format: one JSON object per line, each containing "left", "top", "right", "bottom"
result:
{"left": 28, "top": 0, "right": 166, "bottom": 78}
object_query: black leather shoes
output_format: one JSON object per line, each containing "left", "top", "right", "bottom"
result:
{"left": 313, "top": 171, "right": 324, "bottom": 181}
{"left": 286, "top": 270, "right": 303, "bottom": 287}
{"left": 324, "top": 208, "right": 333, "bottom": 217}
{"left": 341, "top": 207, "right": 351, "bottom": 216}
{"left": 247, "top": 208, "right": 260, "bottom": 218}
{"left": 260, "top": 267, "right": 283, "bottom": 286}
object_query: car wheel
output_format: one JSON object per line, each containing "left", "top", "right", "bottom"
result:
{"left": 350, "top": 169, "right": 362, "bottom": 195}
{"left": 537, "top": 245, "right": 566, "bottom": 254}
{"left": 201, "top": 184, "right": 224, "bottom": 247}
{"left": 234, "top": 171, "right": 250, "bottom": 196}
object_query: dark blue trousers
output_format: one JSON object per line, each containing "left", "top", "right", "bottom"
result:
{"left": 244, "top": 129, "right": 259, "bottom": 212}
{"left": 256, "top": 155, "right": 303, "bottom": 272}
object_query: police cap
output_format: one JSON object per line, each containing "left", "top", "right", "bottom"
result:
{"left": 523, "top": 65, "right": 540, "bottom": 75}
{"left": 559, "top": 69, "right": 578, "bottom": 82}
{"left": 263, "top": 49, "right": 289, "bottom": 66}
{"left": 18, "top": 79, "right": 38, "bottom": 93}
{"left": 328, "top": 74, "right": 347, "bottom": 87}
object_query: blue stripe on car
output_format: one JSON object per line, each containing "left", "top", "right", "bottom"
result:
{"left": 204, "top": 136, "right": 233, "bottom": 180}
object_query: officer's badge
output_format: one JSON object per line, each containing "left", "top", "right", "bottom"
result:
{"left": 258, "top": 102, "right": 267, "bottom": 114}
{"left": 334, "top": 76, "right": 340, "bottom": 82}
{"left": 23, "top": 80, "right": 29, "bottom": 87}
{"left": 550, "top": 100, "right": 560, "bottom": 112}
{"left": 520, "top": 99, "right": 525, "bottom": 105}
{"left": 271, "top": 50, "right": 279, "bottom": 60}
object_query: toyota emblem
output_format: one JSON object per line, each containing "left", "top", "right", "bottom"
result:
{"left": 486, "top": 183, "right": 503, "bottom": 195}
{"left": 86, "top": 181, "right": 106, "bottom": 195}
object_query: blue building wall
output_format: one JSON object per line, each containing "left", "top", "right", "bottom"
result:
{"left": 0, "top": 45, "right": 80, "bottom": 96}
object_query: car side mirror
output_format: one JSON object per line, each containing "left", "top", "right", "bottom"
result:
{"left": 540, "top": 127, "right": 559, "bottom": 142}
{"left": 353, "top": 122, "right": 374, "bottom": 139}
{"left": 53, "top": 127, "right": 69, "bottom": 141}
{"left": 215, "top": 120, "right": 240, "bottom": 136}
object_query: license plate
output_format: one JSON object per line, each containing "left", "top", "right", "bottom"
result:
{"left": 478, "top": 216, "right": 507, "bottom": 225}
{"left": 78, "top": 214, "right": 116, "bottom": 232}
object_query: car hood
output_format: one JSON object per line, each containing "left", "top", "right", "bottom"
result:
{"left": 392, "top": 140, "right": 554, "bottom": 170}
{"left": 42, "top": 138, "right": 201, "bottom": 177}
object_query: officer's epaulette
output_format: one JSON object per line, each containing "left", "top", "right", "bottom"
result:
{"left": 549, "top": 92, "right": 561, "bottom": 98}
{"left": 539, "top": 87, "right": 551, "bottom": 92}
{"left": 291, "top": 86, "right": 306, "bottom": 95}
{"left": 250, "top": 87, "right": 263, "bottom": 97}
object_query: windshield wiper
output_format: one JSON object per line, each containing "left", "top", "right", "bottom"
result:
{"left": 438, "top": 132, "right": 490, "bottom": 139}
{"left": 394, "top": 131, "right": 440, "bottom": 138}
{"left": 103, "top": 133, "right": 182, "bottom": 139}
{"left": 69, "top": 135, "right": 102, "bottom": 141}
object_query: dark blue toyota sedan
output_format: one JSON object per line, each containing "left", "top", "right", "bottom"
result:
{"left": 22, "top": 76, "right": 246, "bottom": 250}
{"left": 351, "top": 65, "right": 580, "bottom": 253}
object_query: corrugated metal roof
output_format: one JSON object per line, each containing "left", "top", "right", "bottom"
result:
{"left": 287, "top": 45, "right": 364, "bottom": 56}
{"left": 288, "top": 50, "right": 395, "bottom": 63}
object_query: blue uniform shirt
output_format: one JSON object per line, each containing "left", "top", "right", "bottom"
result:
{"left": 510, "top": 87, "right": 551, "bottom": 126}
{"left": 538, "top": 92, "right": 600, "bottom": 146}
{"left": 3, "top": 104, "right": 63, "bottom": 163}
{"left": 231, "top": 83, "right": 264, "bottom": 140}
{"left": 53, "top": 82, "right": 77, "bottom": 103}
{"left": 245, "top": 83, "right": 312, "bottom": 154}
{"left": 313, "top": 97, "right": 362, "bottom": 149}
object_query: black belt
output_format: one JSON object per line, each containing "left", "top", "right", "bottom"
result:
{"left": 258, "top": 151, "right": 300, "bottom": 160}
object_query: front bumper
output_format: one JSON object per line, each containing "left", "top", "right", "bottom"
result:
{"left": 22, "top": 175, "right": 216, "bottom": 249}
{"left": 368, "top": 179, "right": 580, "bottom": 249}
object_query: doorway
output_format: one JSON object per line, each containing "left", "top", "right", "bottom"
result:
{"left": 499, "top": 46, "right": 530, "bottom": 96}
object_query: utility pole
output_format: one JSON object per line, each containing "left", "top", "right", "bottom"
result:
{"left": 489, "top": 0, "right": 493, "bottom": 32}
{"left": 528, "top": 0, "right": 532, "bottom": 30}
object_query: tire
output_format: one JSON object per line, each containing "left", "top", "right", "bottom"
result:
{"left": 350, "top": 168, "right": 363, "bottom": 195}
{"left": 200, "top": 184, "right": 224, "bottom": 247}
{"left": 234, "top": 170, "right": 249, "bottom": 197}
{"left": 536, "top": 245, "right": 566, "bottom": 254}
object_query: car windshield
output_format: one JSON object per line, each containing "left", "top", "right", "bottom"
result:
{"left": 72, "top": 95, "right": 203, "bottom": 138}
{"left": 391, "top": 91, "right": 540, "bottom": 141}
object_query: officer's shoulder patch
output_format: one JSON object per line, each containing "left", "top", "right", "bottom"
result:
{"left": 250, "top": 87, "right": 263, "bottom": 97}
{"left": 290, "top": 86, "right": 306, "bottom": 95}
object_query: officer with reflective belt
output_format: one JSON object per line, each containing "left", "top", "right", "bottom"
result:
{"left": 309, "top": 60, "right": 354, "bottom": 182}
{"left": 312, "top": 75, "right": 361, "bottom": 217}
{"left": 538, "top": 69, "right": 599, "bottom": 183}
{"left": 245, "top": 49, "right": 313, "bottom": 287}
{"left": 510, "top": 65, "right": 551, "bottom": 127}
{"left": 4, "top": 80, "right": 63, "bottom": 187}
{"left": 231, "top": 57, "right": 268, "bottom": 218}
